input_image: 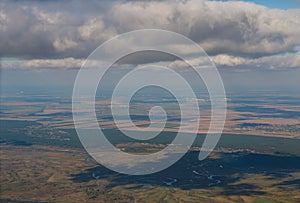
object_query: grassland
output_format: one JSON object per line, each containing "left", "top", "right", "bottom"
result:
{"left": 1, "top": 144, "right": 300, "bottom": 203}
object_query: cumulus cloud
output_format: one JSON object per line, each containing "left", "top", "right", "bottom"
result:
{"left": 0, "top": 0, "right": 115, "bottom": 58}
{"left": 247, "top": 54, "right": 300, "bottom": 69}
{"left": 0, "top": 0, "right": 299, "bottom": 70}
{"left": 53, "top": 38, "right": 78, "bottom": 52}
{"left": 212, "top": 55, "right": 247, "bottom": 66}
{"left": 111, "top": 0, "right": 300, "bottom": 56}
{"left": 1, "top": 57, "right": 83, "bottom": 70}
{"left": 213, "top": 53, "right": 300, "bottom": 69}
{"left": 166, "top": 53, "right": 300, "bottom": 70}
{"left": 2, "top": 53, "right": 298, "bottom": 70}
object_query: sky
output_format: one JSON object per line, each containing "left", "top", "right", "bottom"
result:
{"left": 213, "top": 0, "right": 300, "bottom": 10}
{"left": 0, "top": 0, "right": 299, "bottom": 95}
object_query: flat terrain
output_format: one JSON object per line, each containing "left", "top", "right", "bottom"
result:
{"left": 1, "top": 93, "right": 300, "bottom": 138}
{"left": 1, "top": 144, "right": 300, "bottom": 203}
{"left": 1, "top": 92, "right": 300, "bottom": 202}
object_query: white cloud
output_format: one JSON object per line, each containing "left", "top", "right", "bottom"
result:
{"left": 22, "top": 58, "right": 83, "bottom": 69}
{"left": 78, "top": 17, "right": 117, "bottom": 42}
{"left": 110, "top": 0, "right": 300, "bottom": 56}
{"left": 0, "top": 0, "right": 299, "bottom": 70}
{"left": 53, "top": 38, "right": 78, "bottom": 52}
{"left": 212, "top": 53, "right": 300, "bottom": 69}
{"left": 212, "top": 55, "right": 247, "bottom": 66}
{"left": 2, "top": 53, "right": 299, "bottom": 71}
{"left": 167, "top": 53, "right": 300, "bottom": 70}
{"left": 1, "top": 58, "right": 83, "bottom": 70}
